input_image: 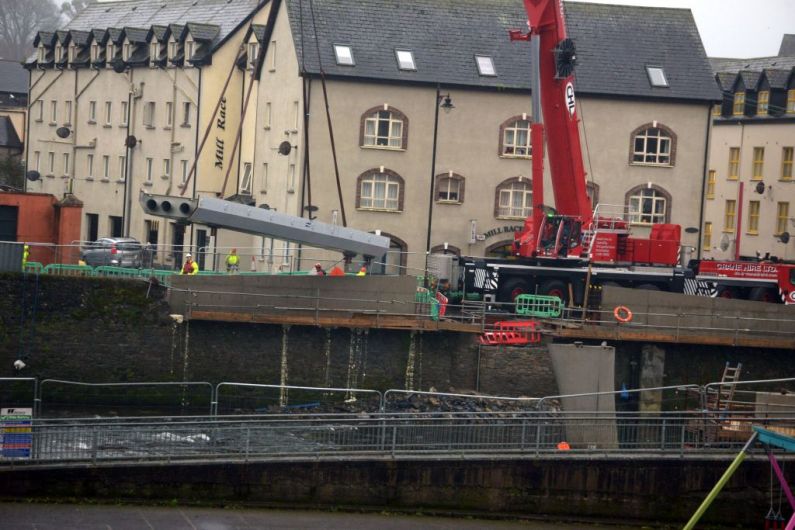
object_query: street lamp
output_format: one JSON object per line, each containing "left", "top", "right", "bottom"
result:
{"left": 425, "top": 85, "right": 454, "bottom": 283}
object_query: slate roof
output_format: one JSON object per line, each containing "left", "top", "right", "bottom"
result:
{"left": 710, "top": 56, "right": 795, "bottom": 74}
{"left": 286, "top": 0, "right": 719, "bottom": 102}
{"left": 761, "top": 69, "right": 791, "bottom": 90}
{"left": 62, "top": 0, "right": 263, "bottom": 47}
{"left": 33, "top": 31, "right": 55, "bottom": 47}
{"left": 67, "top": 30, "right": 91, "bottom": 47}
{"left": 0, "top": 117, "right": 22, "bottom": 150}
{"left": 0, "top": 61, "right": 28, "bottom": 94}
{"left": 250, "top": 24, "right": 267, "bottom": 43}
{"left": 123, "top": 27, "right": 150, "bottom": 44}
{"left": 150, "top": 25, "right": 168, "bottom": 42}
{"left": 715, "top": 72, "right": 736, "bottom": 92}
{"left": 183, "top": 22, "right": 220, "bottom": 42}
{"left": 736, "top": 71, "right": 761, "bottom": 90}
{"left": 780, "top": 35, "right": 795, "bottom": 57}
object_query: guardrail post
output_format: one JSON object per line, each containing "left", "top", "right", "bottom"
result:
{"left": 245, "top": 427, "right": 250, "bottom": 462}
{"left": 391, "top": 424, "right": 397, "bottom": 457}
{"left": 520, "top": 418, "right": 527, "bottom": 450}
{"left": 535, "top": 418, "right": 542, "bottom": 456}
{"left": 680, "top": 418, "right": 686, "bottom": 457}
{"left": 661, "top": 418, "right": 666, "bottom": 450}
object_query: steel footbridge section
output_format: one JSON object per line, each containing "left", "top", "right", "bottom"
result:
{"left": 139, "top": 193, "right": 390, "bottom": 258}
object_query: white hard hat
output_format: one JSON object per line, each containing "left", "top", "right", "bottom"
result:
{"left": 186, "top": 253, "right": 192, "bottom": 258}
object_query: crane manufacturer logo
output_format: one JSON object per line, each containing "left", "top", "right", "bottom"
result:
{"left": 565, "top": 83, "right": 576, "bottom": 117}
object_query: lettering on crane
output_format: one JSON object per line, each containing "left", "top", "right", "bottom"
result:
{"left": 565, "top": 83, "right": 576, "bottom": 117}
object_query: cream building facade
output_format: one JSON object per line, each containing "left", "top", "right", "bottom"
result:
{"left": 704, "top": 44, "right": 795, "bottom": 261}
{"left": 26, "top": 0, "right": 719, "bottom": 274}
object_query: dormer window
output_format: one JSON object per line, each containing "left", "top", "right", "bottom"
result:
{"left": 54, "top": 43, "right": 63, "bottom": 62}
{"left": 106, "top": 43, "right": 115, "bottom": 65}
{"left": 247, "top": 42, "right": 259, "bottom": 70}
{"left": 733, "top": 91, "right": 745, "bottom": 115}
{"left": 757, "top": 90, "right": 769, "bottom": 115}
{"left": 168, "top": 40, "right": 178, "bottom": 61}
{"left": 68, "top": 45, "right": 76, "bottom": 63}
{"left": 185, "top": 40, "right": 196, "bottom": 61}
{"left": 395, "top": 50, "right": 416, "bottom": 71}
{"left": 150, "top": 41, "right": 159, "bottom": 65}
{"left": 38, "top": 45, "right": 46, "bottom": 63}
{"left": 90, "top": 42, "right": 100, "bottom": 63}
{"left": 122, "top": 41, "right": 132, "bottom": 61}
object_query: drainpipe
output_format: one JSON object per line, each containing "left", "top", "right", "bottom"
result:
{"left": 696, "top": 104, "right": 713, "bottom": 258}
{"left": 23, "top": 68, "right": 32, "bottom": 193}
{"left": 735, "top": 182, "right": 744, "bottom": 260}
{"left": 122, "top": 69, "right": 135, "bottom": 237}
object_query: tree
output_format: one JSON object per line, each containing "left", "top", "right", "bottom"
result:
{"left": 0, "top": 155, "right": 24, "bottom": 190}
{"left": 0, "top": 0, "right": 61, "bottom": 61}
{"left": 60, "top": 0, "right": 90, "bottom": 22}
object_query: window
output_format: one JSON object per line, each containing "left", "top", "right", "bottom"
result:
{"left": 185, "top": 40, "right": 195, "bottom": 61}
{"left": 144, "top": 102, "right": 155, "bottom": 127}
{"left": 118, "top": 155, "right": 126, "bottom": 180}
{"left": 264, "top": 102, "right": 271, "bottom": 129}
{"left": 777, "top": 202, "right": 790, "bottom": 235}
{"left": 789, "top": 90, "right": 795, "bottom": 114}
{"left": 334, "top": 44, "right": 354, "bottom": 66}
{"left": 146, "top": 158, "right": 153, "bottom": 182}
{"left": 712, "top": 104, "right": 722, "bottom": 116}
{"left": 122, "top": 42, "right": 132, "bottom": 61}
{"left": 475, "top": 55, "right": 496, "bottom": 76}
{"left": 86, "top": 154, "right": 94, "bottom": 178}
{"left": 362, "top": 107, "right": 406, "bottom": 149}
{"left": 728, "top": 147, "right": 740, "bottom": 179}
{"left": 395, "top": 50, "right": 416, "bottom": 71}
{"left": 163, "top": 159, "right": 170, "bottom": 178}
{"left": 757, "top": 90, "right": 769, "bottom": 115}
{"left": 706, "top": 170, "right": 716, "bottom": 199}
{"left": 90, "top": 43, "right": 100, "bottom": 63}
{"left": 733, "top": 92, "right": 745, "bottom": 115}
{"left": 752, "top": 147, "right": 764, "bottom": 180}
{"left": 33, "top": 151, "right": 40, "bottom": 171}
{"left": 50, "top": 100, "right": 57, "bottom": 123}
{"left": 35, "top": 101, "right": 43, "bottom": 122}
{"left": 47, "top": 152, "right": 54, "bottom": 174}
{"left": 86, "top": 213, "right": 98, "bottom": 242}
{"left": 261, "top": 162, "right": 268, "bottom": 192}
{"left": 631, "top": 124, "right": 674, "bottom": 165}
{"left": 646, "top": 66, "right": 668, "bottom": 87}
{"left": 627, "top": 187, "right": 668, "bottom": 225}
{"left": 501, "top": 117, "right": 532, "bottom": 157}
{"left": 88, "top": 101, "right": 96, "bottom": 123}
{"left": 240, "top": 162, "right": 252, "bottom": 194}
{"left": 181, "top": 160, "right": 188, "bottom": 184}
{"left": 703, "top": 222, "right": 712, "bottom": 250}
{"left": 55, "top": 44, "right": 63, "bottom": 63}
{"left": 106, "top": 44, "right": 114, "bottom": 64}
{"left": 586, "top": 182, "right": 600, "bottom": 208}
{"left": 436, "top": 173, "right": 464, "bottom": 203}
{"left": 287, "top": 163, "right": 296, "bottom": 192}
{"left": 724, "top": 199, "right": 736, "bottom": 232}
{"left": 104, "top": 101, "right": 112, "bottom": 126}
{"left": 496, "top": 178, "right": 532, "bottom": 219}
{"left": 182, "top": 102, "right": 191, "bottom": 126}
{"left": 68, "top": 45, "right": 76, "bottom": 63}
{"left": 748, "top": 200, "right": 760, "bottom": 234}
{"left": 109, "top": 216, "right": 123, "bottom": 238}
{"left": 166, "top": 102, "right": 173, "bottom": 128}
{"left": 247, "top": 42, "right": 259, "bottom": 69}
{"left": 292, "top": 101, "right": 300, "bottom": 130}
{"left": 782, "top": 147, "right": 793, "bottom": 181}
{"left": 269, "top": 40, "right": 276, "bottom": 71}
{"left": 38, "top": 45, "right": 46, "bottom": 63}
{"left": 121, "top": 101, "right": 128, "bottom": 126}
{"left": 168, "top": 40, "right": 177, "bottom": 61}
{"left": 357, "top": 170, "right": 403, "bottom": 211}
{"left": 62, "top": 153, "right": 70, "bottom": 176}
{"left": 64, "top": 101, "right": 72, "bottom": 124}
{"left": 150, "top": 41, "right": 159, "bottom": 64}
{"left": 102, "top": 155, "right": 110, "bottom": 179}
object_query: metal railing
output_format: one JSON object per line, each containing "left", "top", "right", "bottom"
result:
{"left": 213, "top": 383, "right": 383, "bottom": 415}
{"left": 9, "top": 410, "right": 795, "bottom": 466}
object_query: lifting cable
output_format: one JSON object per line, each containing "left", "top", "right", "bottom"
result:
{"left": 298, "top": 0, "right": 313, "bottom": 218}
{"left": 573, "top": 72, "right": 597, "bottom": 204}
{"left": 179, "top": 45, "right": 245, "bottom": 197}
{"left": 308, "top": 0, "right": 347, "bottom": 227}
{"left": 16, "top": 270, "right": 27, "bottom": 363}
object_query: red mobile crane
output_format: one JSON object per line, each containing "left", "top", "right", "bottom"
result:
{"left": 458, "top": 0, "right": 688, "bottom": 306}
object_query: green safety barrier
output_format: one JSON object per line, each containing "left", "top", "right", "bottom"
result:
{"left": 42, "top": 264, "right": 94, "bottom": 277}
{"left": 514, "top": 294, "right": 563, "bottom": 318}
{"left": 23, "top": 262, "right": 44, "bottom": 274}
{"left": 94, "top": 266, "right": 141, "bottom": 280}
{"left": 415, "top": 289, "right": 440, "bottom": 321}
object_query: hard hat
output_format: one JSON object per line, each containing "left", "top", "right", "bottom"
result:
{"left": 186, "top": 253, "right": 192, "bottom": 258}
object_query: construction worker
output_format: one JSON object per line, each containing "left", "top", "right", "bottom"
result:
{"left": 310, "top": 262, "right": 326, "bottom": 276}
{"left": 356, "top": 265, "right": 367, "bottom": 276}
{"left": 226, "top": 248, "right": 239, "bottom": 273}
{"left": 21, "top": 244, "right": 29, "bottom": 271}
{"left": 180, "top": 253, "right": 198, "bottom": 275}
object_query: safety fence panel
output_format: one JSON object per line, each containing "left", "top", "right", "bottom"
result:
{"left": 515, "top": 294, "right": 563, "bottom": 318}
{"left": 415, "top": 288, "right": 440, "bottom": 321}
{"left": 23, "top": 262, "right": 44, "bottom": 275}
{"left": 214, "top": 383, "right": 383, "bottom": 415}
{"left": 93, "top": 266, "right": 141, "bottom": 280}
{"left": 42, "top": 264, "right": 94, "bottom": 277}
{"left": 36, "top": 380, "right": 214, "bottom": 418}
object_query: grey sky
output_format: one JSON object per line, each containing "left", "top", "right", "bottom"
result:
{"left": 576, "top": 0, "right": 795, "bottom": 58}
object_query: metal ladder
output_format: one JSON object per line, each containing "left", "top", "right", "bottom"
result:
{"left": 708, "top": 362, "right": 743, "bottom": 411}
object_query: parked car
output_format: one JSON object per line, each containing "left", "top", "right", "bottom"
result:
{"left": 81, "top": 237, "right": 143, "bottom": 268}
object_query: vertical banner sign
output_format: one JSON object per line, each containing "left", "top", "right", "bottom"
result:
{"left": 1, "top": 408, "right": 32, "bottom": 459}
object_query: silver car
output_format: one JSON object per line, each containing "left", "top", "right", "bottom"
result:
{"left": 81, "top": 237, "right": 143, "bottom": 268}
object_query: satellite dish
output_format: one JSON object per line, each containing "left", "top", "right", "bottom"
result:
{"left": 277, "top": 141, "right": 293, "bottom": 156}
{"left": 125, "top": 135, "right": 138, "bottom": 148}
{"left": 26, "top": 170, "right": 41, "bottom": 182}
{"left": 56, "top": 127, "right": 71, "bottom": 139}
{"left": 258, "top": 203, "right": 271, "bottom": 210}
{"left": 112, "top": 60, "right": 127, "bottom": 74}
{"left": 304, "top": 205, "right": 319, "bottom": 212}
{"left": 684, "top": 226, "right": 699, "bottom": 234}
{"left": 778, "top": 231, "right": 791, "bottom": 244}
{"left": 755, "top": 181, "right": 766, "bottom": 194}
{"left": 719, "top": 233, "right": 731, "bottom": 252}
{"left": 553, "top": 38, "right": 577, "bottom": 78}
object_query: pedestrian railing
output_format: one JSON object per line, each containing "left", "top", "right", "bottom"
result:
{"left": 515, "top": 294, "right": 563, "bottom": 318}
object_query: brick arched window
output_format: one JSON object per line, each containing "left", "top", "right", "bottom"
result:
{"left": 486, "top": 240, "right": 515, "bottom": 258}
{"left": 373, "top": 231, "right": 408, "bottom": 275}
{"left": 430, "top": 244, "right": 461, "bottom": 255}
{"left": 629, "top": 122, "right": 677, "bottom": 166}
{"left": 435, "top": 172, "right": 465, "bottom": 204}
{"left": 356, "top": 168, "right": 405, "bottom": 212}
{"left": 359, "top": 105, "right": 409, "bottom": 150}
{"left": 495, "top": 176, "right": 532, "bottom": 219}
{"left": 625, "top": 184, "right": 672, "bottom": 225}
{"left": 498, "top": 115, "right": 533, "bottom": 158}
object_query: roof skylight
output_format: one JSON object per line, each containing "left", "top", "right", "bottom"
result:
{"left": 395, "top": 49, "right": 416, "bottom": 71}
{"left": 646, "top": 66, "right": 669, "bottom": 87}
{"left": 334, "top": 44, "right": 354, "bottom": 66}
{"left": 475, "top": 55, "right": 496, "bottom": 76}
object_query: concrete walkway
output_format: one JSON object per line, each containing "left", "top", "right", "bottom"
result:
{"left": 0, "top": 503, "right": 644, "bottom": 529}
